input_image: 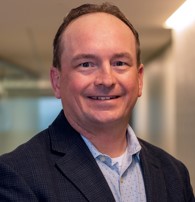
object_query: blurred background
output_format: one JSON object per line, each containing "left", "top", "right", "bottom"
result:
{"left": 0, "top": 0, "right": 194, "bottom": 189}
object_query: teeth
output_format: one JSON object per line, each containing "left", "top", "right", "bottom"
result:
{"left": 90, "top": 96, "right": 117, "bottom": 100}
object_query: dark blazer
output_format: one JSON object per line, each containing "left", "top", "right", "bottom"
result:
{"left": 0, "top": 111, "right": 194, "bottom": 202}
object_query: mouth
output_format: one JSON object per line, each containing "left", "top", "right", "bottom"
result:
{"left": 88, "top": 96, "right": 120, "bottom": 100}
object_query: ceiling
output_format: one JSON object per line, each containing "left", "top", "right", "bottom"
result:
{"left": 0, "top": 0, "right": 185, "bottom": 83}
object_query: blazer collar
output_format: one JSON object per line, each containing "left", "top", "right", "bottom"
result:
{"left": 139, "top": 139, "right": 168, "bottom": 202}
{"left": 48, "top": 110, "right": 115, "bottom": 202}
{"left": 48, "top": 111, "right": 168, "bottom": 202}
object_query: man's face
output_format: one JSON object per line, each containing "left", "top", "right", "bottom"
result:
{"left": 51, "top": 13, "right": 143, "bottom": 130}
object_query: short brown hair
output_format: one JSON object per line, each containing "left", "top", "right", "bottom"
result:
{"left": 52, "top": 2, "right": 141, "bottom": 69}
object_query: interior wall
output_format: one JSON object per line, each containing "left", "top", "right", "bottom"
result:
{"left": 173, "top": 24, "right": 195, "bottom": 190}
{"left": 134, "top": 46, "right": 176, "bottom": 154}
{"left": 133, "top": 23, "right": 195, "bottom": 190}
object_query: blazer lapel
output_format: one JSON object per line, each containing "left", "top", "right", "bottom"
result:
{"left": 139, "top": 141, "right": 168, "bottom": 202}
{"left": 49, "top": 111, "right": 115, "bottom": 202}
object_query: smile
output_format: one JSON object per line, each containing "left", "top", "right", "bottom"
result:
{"left": 89, "top": 96, "right": 119, "bottom": 100}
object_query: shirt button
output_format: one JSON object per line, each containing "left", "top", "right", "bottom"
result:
{"left": 120, "top": 177, "right": 124, "bottom": 183}
{"left": 100, "top": 156, "right": 106, "bottom": 162}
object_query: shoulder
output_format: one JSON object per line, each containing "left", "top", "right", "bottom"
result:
{"left": 139, "top": 138, "right": 195, "bottom": 201}
{"left": 139, "top": 138, "right": 185, "bottom": 169}
{"left": 138, "top": 138, "right": 193, "bottom": 184}
{"left": 0, "top": 110, "right": 77, "bottom": 170}
{"left": 139, "top": 138, "right": 178, "bottom": 160}
{"left": 0, "top": 128, "right": 49, "bottom": 171}
{"left": 0, "top": 129, "right": 51, "bottom": 201}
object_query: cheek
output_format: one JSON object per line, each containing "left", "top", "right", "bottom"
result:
{"left": 60, "top": 74, "right": 85, "bottom": 100}
{"left": 123, "top": 76, "right": 140, "bottom": 98}
{"left": 122, "top": 72, "right": 137, "bottom": 88}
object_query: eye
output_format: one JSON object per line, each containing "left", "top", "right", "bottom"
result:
{"left": 113, "top": 61, "right": 128, "bottom": 67}
{"left": 79, "top": 62, "right": 94, "bottom": 68}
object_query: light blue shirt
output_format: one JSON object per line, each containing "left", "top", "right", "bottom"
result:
{"left": 81, "top": 125, "right": 146, "bottom": 202}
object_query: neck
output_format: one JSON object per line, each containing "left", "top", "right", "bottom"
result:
{"left": 85, "top": 130, "right": 128, "bottom": 157}
{"left": 66, "top": 113, "right": 128, "bottom": 157}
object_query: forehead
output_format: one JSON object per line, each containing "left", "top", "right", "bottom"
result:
{"left": 63, "top": 12, "right": 135, "bottom": 42}
{"left": 58, "top": 12, "right": 138, "bottom": 65}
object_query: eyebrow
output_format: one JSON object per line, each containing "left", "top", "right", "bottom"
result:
{"left": 71, "top": 54, "right": 98, "bottom": 63}
{"left": 71, "top": 52, "right": 133, "bottom": 63}
{"left": 111, "top": 52, "right": 133, "bottom": 60}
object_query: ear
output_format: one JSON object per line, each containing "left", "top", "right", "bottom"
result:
{"left": 50, "top": 67, "right": 61, "bottom": 99}
{"left": 138, "top": 64, "right": 144, "bottom": 97}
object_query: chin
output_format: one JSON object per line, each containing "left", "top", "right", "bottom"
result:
{"left": 90, "top": 114, "right": 122, "bottom": 125}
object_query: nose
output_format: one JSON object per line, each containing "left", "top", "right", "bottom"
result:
{"left": 94, "top": 64, "right": 116, "bottom": 88}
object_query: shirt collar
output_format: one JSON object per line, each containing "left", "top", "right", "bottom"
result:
{"left": 81, "top": 124, "right": 141, "bottom": 160}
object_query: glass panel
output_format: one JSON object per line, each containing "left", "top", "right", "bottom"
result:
{"left": 0, "top": 96, "right": 61, "bottom": 154}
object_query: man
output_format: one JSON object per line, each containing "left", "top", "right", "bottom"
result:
{"left": 0, "top": 3, "right": 194, "bottom": 202}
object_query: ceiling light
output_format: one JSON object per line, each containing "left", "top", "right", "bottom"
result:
{"left": 165, "top": 0, "right": 195, "bottom": 30}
